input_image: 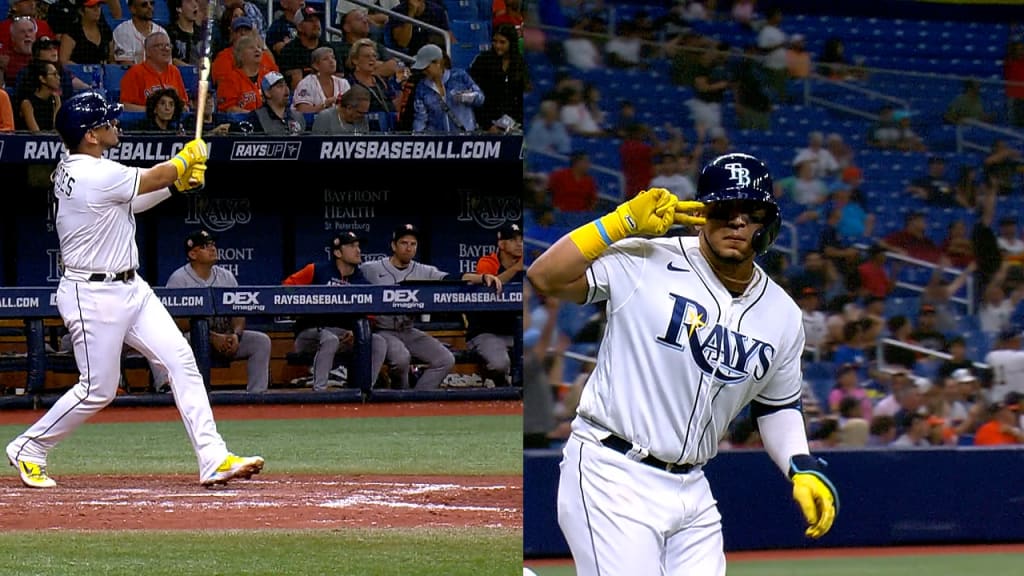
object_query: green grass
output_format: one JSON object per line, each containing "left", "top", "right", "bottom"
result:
{"left": 0, "top": 414, "right": 522, "bottom": 476}
{"left": 0, "top": 529, "right": 522, "bottom": 576}
{"left": 525, "top": 553, "right": 1024, "bottom": 576}
{"left": 0, "top": 413, "right": 522, "bottom": 575}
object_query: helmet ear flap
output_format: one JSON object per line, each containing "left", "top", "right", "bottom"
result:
{"left": 752, "top": 213, "right": 782, "bottom": 256}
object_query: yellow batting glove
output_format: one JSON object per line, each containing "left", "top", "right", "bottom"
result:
{"left": 174, "top": 162, "right": 206, "bottom": 193}
{"left": 674, "top": 200, "right": 706, "bottom": 226}
{"left": 170, "top": 138, "right": 209, "bottom": 179}
{"left": 569, "top": 188, "right": 678, "bottom": 260}
{"left": 789, "top": 455, "right": 838, "bottom": 539}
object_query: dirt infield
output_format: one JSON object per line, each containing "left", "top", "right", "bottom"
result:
{"left": 0, "top": 401, "right": 523, "bottom": 532}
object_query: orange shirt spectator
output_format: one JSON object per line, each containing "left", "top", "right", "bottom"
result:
{"left": 216, "top": 34, "right": 268, "bottom": 112}
{"left": 119, "top": 60, "right": 190, "bottom": 110}
{"left": 212, "top": 47, "right": 277, "bottom": 87}
{"left": 973, "top": 419, "right": 1020, "bottom": 445}
{"left": 974, "top": 394, "right": 1024, "bottom": 445}
{"left": 0, "top": 87, "right": 13, "bottom": 131}
{"left": 216, "top": 66, "right": 264, "bottom": 112}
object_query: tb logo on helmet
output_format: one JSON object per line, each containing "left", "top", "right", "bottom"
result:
{"left": 724, "top": 163, "right": 751, "bottom": 187}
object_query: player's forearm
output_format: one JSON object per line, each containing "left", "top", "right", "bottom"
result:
{"left": 138, "top": 163, "right": 181, "bottom": 194}
{"left": 526, "top": 235, "right": 591, "bottom": 303}
{"left": 756, "top": 406, "right": 811, "bottom": 476}
{"left": 132, "top": 187, "right": 172, "bottom": 212}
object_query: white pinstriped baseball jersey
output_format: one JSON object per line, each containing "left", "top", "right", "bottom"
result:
{"left": 571, "top": 235, "right": 805, "bottom": 466}
{"left": 52, "top": 155, "right": 141, "bottom": 273}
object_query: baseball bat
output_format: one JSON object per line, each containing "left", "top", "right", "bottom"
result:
{"left": 194, "top": 0, "right": 217, "bottom": 139}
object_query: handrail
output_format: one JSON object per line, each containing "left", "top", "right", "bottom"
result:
{"left": 802, "top": 75, "right": 909, "bottom": 120}
{"left": 875, "top": 337, "right": 989, "bottom": 373}
{"left": 955, "top": 118, "right": 1024, "bottom": 154}
{"left": 851, "top": 242, "right": 975, "bottom": 314}
{"left": 774, "top": 220, "right": 799, "bottom": 267}
{"left": 524, "top": 148, "right": 626, "bottom": 205}
{"left": 325, "top": 0, "right": 450, "bottom": 64}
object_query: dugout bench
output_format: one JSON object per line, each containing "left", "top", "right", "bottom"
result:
{"left": 0, "top": 283, "right": 523, "bottom": 397}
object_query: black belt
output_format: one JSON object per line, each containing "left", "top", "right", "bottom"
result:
{"left": 601, "top": 435, "right": 696, "bottom": 474}
{"left": 88, "top": 270, "right": 135, "bottom": 282}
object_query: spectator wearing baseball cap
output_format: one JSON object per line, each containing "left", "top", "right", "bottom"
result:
{"left": 151, "top": 230, "right": 273, "bottom": 394}
{"left": 463, "top": 222, "right": 524, "bottom": 386}
{"left": 14, "top": 35, "right": 77, "bottom": 105}
{"left": 211, "top": 14, "right": 279, "bottom": 88}
{"left": 246, "top": 70, "right": 306, "bottom": 134}
{"left": 277, "top": 6, "right": 329, "bottom": 90}
{"left": 283, "top": 231, "right": 388, "bottom": 391}
{"left": 401, "top": 43, "right": 483, "bottom": 133}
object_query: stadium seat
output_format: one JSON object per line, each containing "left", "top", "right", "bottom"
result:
{"left": 179, "top": 65, "right": 198, "bottom": 99}
{"left": 449, "top": 18, "right": 490, "bottom": 51}
{"left": 446, "top": 0, "right": 479, "bottom": 21}
{"left": 102, "top": 64, "right": 132, "bottom": 102}
{"left": 65, "top": 64, "right": 105, "bottom": 94}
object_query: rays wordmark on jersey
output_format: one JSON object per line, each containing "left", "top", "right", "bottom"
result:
{"left": 656, "top": 293, "right": 775, "bottom": 383}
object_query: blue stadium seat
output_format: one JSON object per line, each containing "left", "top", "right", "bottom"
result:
{"left": 102, "top": 64, "right": 132, "bottom": 102}
{"left": 446, "top": 0, "right": 479, "bottom": 21}
{"left": 449, "top": 18, "right": 491, "bottom": 51}
{"left": 179, "top": 65, "right": 198, "bottom": 98}
{"left": 65, "top": 64, "right": 105, "bottom": 94}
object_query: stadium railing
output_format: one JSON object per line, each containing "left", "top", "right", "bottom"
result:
{"left": 957, "top": 118, "right": 1024, "bottom": 154}
{"left": 327, "top": 0, "right": 452, "bottom": 65}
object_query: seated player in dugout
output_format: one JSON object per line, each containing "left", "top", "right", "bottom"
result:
{"left": 463, "top": 222, "right": 524, "bottom": 386}
{"left": 283, "top": 232, "right": 388, "bottom": 390}
{"left": 360, "top": 223, "right": 504, "bottom": 389}
{"left": 154, "top": 230, "right": 273, "bottom": 393}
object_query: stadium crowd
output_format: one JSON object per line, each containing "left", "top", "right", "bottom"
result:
{"left": 523, "top": 1, "right": 1024, "bottom": 450}
{"left": 0, "top": 0, "right": 526, "bottom": 134}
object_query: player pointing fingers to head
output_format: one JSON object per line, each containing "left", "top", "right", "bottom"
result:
{"left": 527, "top": 153, "right": 837, "bottom": 576}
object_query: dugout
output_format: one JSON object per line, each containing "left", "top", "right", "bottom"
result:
{"left": 0, "top": 133, "right": 523, "bottom": 399}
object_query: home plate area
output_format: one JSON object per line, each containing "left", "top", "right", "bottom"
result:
{"left": 0, "top": 475, "right": 523, "bottom": 531}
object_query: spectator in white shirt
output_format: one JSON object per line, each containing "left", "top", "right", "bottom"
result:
{"left": 997, "top": 217, "right": 1024, "bottom": 259}
{"left": 792, "top": 131, "right": 840, "bottom": 179}
{"left": 648, "top": 152, "right": 696, "bottom": 200}
{"left": 985, "top": 330, "right": 1024, "bottom": 402}
{"left": 113, "top": 0, "right": 168, "bottom": 65}
{"left": 756, "top": 6, "right": 789, "bottom": 100}
{"left": 563, "top": 19, "right": 602, "bottom": 71}
{"left": 559, "top": 84, "right": 605, "bottom": 137}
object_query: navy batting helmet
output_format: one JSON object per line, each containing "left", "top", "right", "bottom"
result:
{"left": 55, "top": 91, "right": 123, "bottom": 149}
{"left": 696, "top": 153, "right": 780, "bottom": 256}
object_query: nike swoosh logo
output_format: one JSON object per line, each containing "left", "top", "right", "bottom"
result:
{"left": 667, "top": 262, "right": 690, "bottom": 272}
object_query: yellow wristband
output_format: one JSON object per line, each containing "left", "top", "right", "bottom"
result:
{"left": 170, "top": 155, "right": 188, "bottom": 179}
{"left": 568, "top": 211, "right": 629, "bottom": 260}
